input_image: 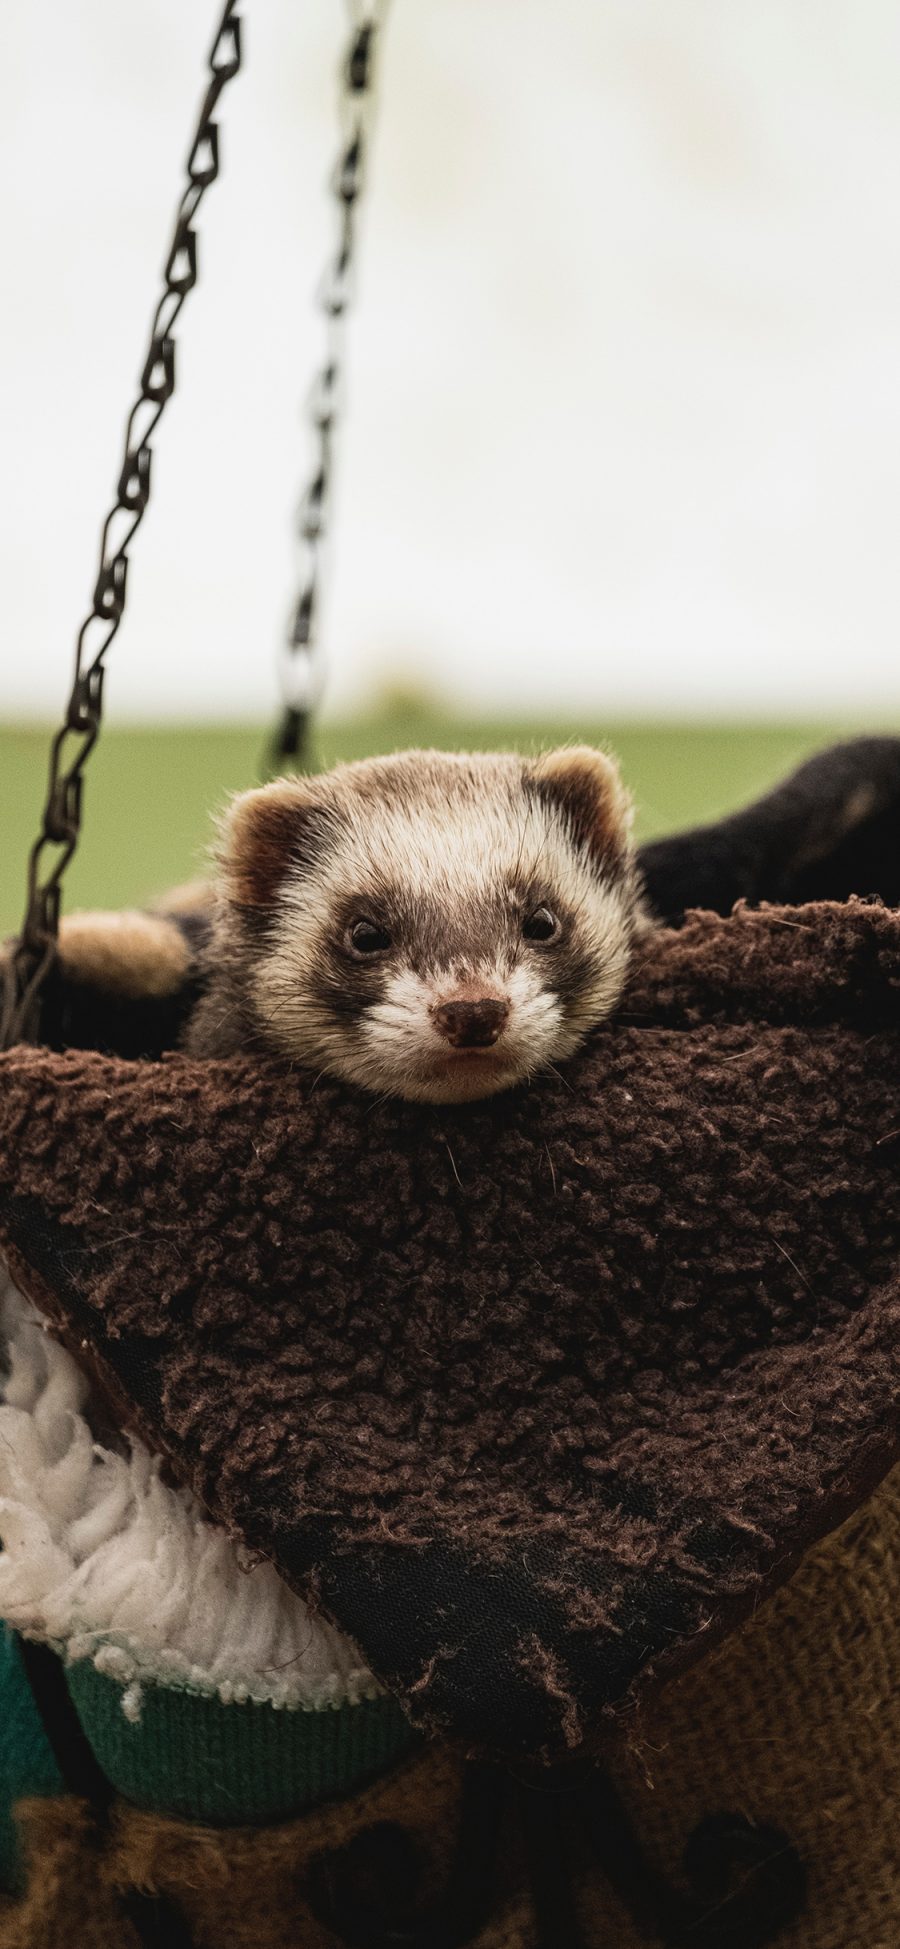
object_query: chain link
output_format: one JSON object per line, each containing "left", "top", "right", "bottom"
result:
{"left": 2, "top": 0, "right": 385, "bottom": 1045}
{"left": 0, "top": 2, "right": 243, "bottom": 1050}
{"left": 271, "top": 0, "right": 387, "bottom": 770}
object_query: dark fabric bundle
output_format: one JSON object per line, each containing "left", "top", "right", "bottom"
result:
{"left": 1, "top": 894, "right": 899, "bottom": 1758}
{"left": 31, "top": 733, "right": 900, "bottom": 1058}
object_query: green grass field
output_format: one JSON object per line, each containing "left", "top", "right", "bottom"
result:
{"left": 0, "top": 711, "right": 892, "bottom": 935}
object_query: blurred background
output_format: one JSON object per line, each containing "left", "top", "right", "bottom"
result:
{"left": 3, "top": 0, "right": 900, "bottom": 929}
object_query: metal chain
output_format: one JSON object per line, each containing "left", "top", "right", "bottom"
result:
{"left": 271, "top": 0, "right": 387, "bottom": 771}
{"left": 0, "top": 2, "right": 243, "bottom": 1050}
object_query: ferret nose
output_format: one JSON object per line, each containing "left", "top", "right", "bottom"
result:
{"left": 431, "top": 998, "right": 510, "bottom": 1049}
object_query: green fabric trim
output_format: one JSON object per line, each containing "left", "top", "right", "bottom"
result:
{"left": 0, "top": 1625, "right": 416, "bottom": 1884}
{"left": 64, "top": 1661, "right": 418, "bottom": 1826}
{"left": 0, "top": 1627, "right": 64, "bottom": 1891}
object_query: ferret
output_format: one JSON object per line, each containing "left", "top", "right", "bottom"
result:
{"left": 16, "top": 746, "right": 645, "bottom": 1100}
{"left": 185, "top": 745, "right": 646, "bottom": 1102}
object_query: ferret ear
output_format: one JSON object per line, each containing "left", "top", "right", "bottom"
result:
{"left": 218, "top": 779, "right": 328, "bottom": 909}
{"left": 527, "top": 746, "right": 633, "bottom": 871}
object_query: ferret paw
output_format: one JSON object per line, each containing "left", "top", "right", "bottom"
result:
{"left": 51, "top": 909, "right": 194, "bottom": 1000}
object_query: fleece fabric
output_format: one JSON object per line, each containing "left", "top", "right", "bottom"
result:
{"left": 0, "top": 898, "right": 899, "bottom": 1757}
{"left": 3, "top": 1459, "right": 900, "bottom": 1949}
{"left": 0, "top": 1278, "right": 413, "bottom": 1882}
{"left": 5, "top": 1465, "right": 900, "bottom": 1933}
{"left": 0, "top": 1275, "right": 378, "bottom": 1713}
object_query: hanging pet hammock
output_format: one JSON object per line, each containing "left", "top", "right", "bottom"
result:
{"left": 2, "top": 6, "right": 900, "bottom": 1944}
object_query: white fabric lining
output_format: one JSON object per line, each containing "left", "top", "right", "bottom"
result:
{"left": 0, "top": 1269, "right": 380, "bottom": 1714}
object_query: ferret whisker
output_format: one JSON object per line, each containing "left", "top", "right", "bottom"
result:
{"left": 543, "top": 1060, "right": 576, "bottom": 1095}
{"left": 365, "top": 1089, "right": 395, "bottom": 1116}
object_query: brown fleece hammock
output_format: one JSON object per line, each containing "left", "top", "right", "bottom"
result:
{"left": 3, "top": 867, "right": 900, "bottom": 1761}
{"left": 2, "top": 0, "right": 900, "bottom": 1767}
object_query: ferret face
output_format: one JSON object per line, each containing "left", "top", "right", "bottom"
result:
{"left": 216, "top": 748, "right": 643, "bottom": 1103}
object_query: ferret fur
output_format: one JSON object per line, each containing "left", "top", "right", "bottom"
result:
{"left": 186, "top": 746, "right": 647, "bottom": 1103}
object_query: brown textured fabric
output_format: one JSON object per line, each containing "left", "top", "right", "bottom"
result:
{"left": 2, "top": 1463, "right": 900, "bottom": 1947}
{"left": 0, "top": 898, "right": 899, "bottom": 1756}
{"left": 0, "top": 1745, "right": 472, "bottom": 1949}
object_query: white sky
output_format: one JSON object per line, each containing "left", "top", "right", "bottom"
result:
{"left": 2, "top": 0, "right": 900, "bottom": 722}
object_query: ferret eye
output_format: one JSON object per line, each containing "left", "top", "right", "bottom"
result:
{"left": 347, "top": 918, "right": 392, "bottom": 957}
{"left": 522, "top": 906, "right": 559, "bottom": 943}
